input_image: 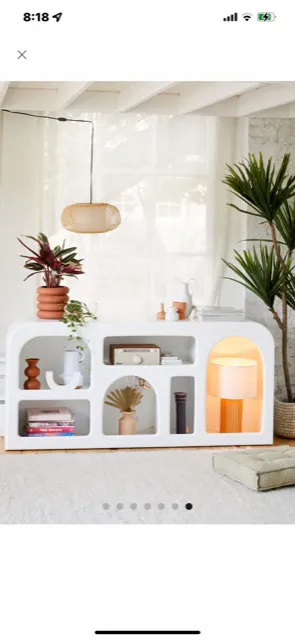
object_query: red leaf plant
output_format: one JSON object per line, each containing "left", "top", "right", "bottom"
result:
{"left": 18, "top": 233, "right": 84, "bottom": 288}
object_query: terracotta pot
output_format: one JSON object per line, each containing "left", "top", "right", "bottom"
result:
{"left": 119, "top": 411, "right": 136, "bottom": 435}
{"left": 37, "top": 286, "right": 69, "bottom": 319}
{"left": 274, "top": 397, "right": 295, "bottom": 438}
{"left": 173, "top": 301, "right": 187, "bottom": 320}
{"left": 24, "top": 358, "right": 41, "bottom": 390}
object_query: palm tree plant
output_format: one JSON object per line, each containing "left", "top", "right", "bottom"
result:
{"left": 222, "top": 153, "right": 295, "bottom": 406}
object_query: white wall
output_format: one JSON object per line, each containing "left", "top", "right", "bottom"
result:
{"left": 0, "top": 112, "right": 44, "bottom": 353}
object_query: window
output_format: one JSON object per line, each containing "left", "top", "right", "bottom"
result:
{"left": 43, "top": 112, "right": 238, "bottom": 320}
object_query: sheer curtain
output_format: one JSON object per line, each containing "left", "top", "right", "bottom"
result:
{"left": 42, "top": 112, "right": 244, "bottom": 320}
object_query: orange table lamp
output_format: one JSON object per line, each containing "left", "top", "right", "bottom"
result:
{"left": 208, "top": 357, "right": 258, "bottom": 433}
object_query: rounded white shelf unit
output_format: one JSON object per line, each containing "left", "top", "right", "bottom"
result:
{"left": 5, "top": 319, "right": 275, "bottom": 450}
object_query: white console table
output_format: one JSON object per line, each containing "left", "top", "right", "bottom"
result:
{"left": 5, "top": 319, "right": 274, "bottom": 450}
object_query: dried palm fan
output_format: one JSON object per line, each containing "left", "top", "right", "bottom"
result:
{"left": 104, "top": 386, "right": 143, "bottom": 412}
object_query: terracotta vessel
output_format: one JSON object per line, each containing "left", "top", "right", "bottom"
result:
{"left": 156, "top": 302, "right": 166, "bottom": 320}
{"left": 37, "top": 286, "right": 69, "bottom": 319}
{"left": 24, "top": 358, "right": 41, "bottom": 390}
{"left": 173, "top": 301, "right": 187, "bottom": 320}
{"left": 119, "top": 411, "right": 136, "bottom": 435}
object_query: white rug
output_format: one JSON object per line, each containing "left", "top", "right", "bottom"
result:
{"left": 1, "top": 449, "right": 295, "bottom": 524}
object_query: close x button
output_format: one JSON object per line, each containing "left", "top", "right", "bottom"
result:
{"left": 17, "top": 50, "right": 27, "bottom": 59}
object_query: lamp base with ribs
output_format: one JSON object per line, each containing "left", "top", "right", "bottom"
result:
{"left": 220, "top": 398, "right": 243, "bottom": 433}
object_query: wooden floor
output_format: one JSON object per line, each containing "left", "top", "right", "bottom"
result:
{"left": 0, "top": 436, "right": 294, "bottom": 454}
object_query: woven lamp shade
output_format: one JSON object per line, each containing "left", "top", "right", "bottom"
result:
{"left": 61, "top": 203, "right": 121, "bottom": 234}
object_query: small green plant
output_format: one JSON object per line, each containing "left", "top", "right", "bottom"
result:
{"left": 60, "top": 299, "right": 97, "bottom": 353}
{"left": 104, "top": 386, "right": 143, "bottom": 412}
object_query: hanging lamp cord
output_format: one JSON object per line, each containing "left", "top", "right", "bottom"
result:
{"left": 1, "top": 109, "right": 94, "bottom": 203}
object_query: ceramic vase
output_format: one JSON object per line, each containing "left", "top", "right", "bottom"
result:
{"left": 119, "top": 411, "right": 136, "bottom": 435}
{"left": 59, "top": 350, "right": 84, "bottom": 389}
{"left": 172, "top": 301, "right": 187, "bottom": 320}
{"left": 174, "top": 391, "right": 187, "bottom": 434}
{"left": 37, "top": 286, "right": 69, "bottom": 319}
{"left": 166, "top": 306, "right": 179, "bottom": 321}
{"left": 24, "top": 358, "right": 41, "bottom": 390}
{"left": 156, "top": 302, "right": 166, "bottom": 320}
{"left": 173, "top": 279, "right": 196, "bottom": 317}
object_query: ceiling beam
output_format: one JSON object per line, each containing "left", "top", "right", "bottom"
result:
{"left": 118, "top": 82, "right": 177, "bottom": 112}
{"left": 237, "top": 83, "right": 295, "bottom": 116}
{"left": 2, "top": 89, "right": 59, "bottom": 111}
{"left": 178, "top": 82, "right": 261, "bottom": 115}
{"left": 0, "top": 82, "right": 10, "bottom": 107}
{"left": 250, "top": 103, "right": 295, "bottom": 118}
{"left": 53, "top": 82, "right": 93, "bottom": 110}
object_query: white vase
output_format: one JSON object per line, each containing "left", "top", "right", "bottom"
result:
{"left": 173, "top": 279, "right": 196, "bottom": 317}
{"left": 59, "top": 350, "right": 84, "bottom": 388}
{"left": 166, "top": 306, "right": 179, "bottom": 321}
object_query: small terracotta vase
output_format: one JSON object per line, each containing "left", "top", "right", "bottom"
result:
{"left": 24, "top": 358, "right": 41, "bottom": 390}
{"left": 173, "top": 301, "right": 187, "bottom": 320}
{"left": 156, "top": 302, "right": 166, "bottom": 320}
{"left": 119, "top": 411, "right": 136, "bottom": 435}
{"left": 37, "top": 286, "right": 69, "bottom": 319}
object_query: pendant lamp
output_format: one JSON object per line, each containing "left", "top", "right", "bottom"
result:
{"left": 1, "top": 110, "right": 121, "bottom": 235}
{"left": 59, "top": 117, "right": 121, "bottom": 234}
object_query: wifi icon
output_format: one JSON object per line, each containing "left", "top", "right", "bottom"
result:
{"left": 242, "top": 12, "right": 253, "bottom": 20}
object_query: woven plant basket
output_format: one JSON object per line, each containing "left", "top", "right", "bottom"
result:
{"left": 274, "top": 397, "right": 295, "bottom": 438}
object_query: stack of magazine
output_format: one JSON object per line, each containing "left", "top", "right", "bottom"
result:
{"left": 196, "top": 306, "right": 245, "bottom": 321}
{"left": 25, "top": 407, "right": 75, "bottom": 437}
{"left": 161, "top": 353, "right": 183, "bottom": 365}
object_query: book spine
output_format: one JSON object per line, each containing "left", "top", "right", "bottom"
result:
{"left": 26, "top": 433, "right": 74, "bottom": 437}
{"left": 26, "top": 427, "right": 75, "bottom": 434}
{"left": 27, "top": 422, "right": 75, "bottom": 427}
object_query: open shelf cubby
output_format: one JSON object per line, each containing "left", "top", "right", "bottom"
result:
{"left": 103, "top": 375, "right": 157, "bottom": 435}
{"left": 103, "top": 335, "right": 196, "bottom": 365}
{"left": 5, "top": 320, "right": 275, "bottom": 449}
{"left": 205, "top": 337, "right": 263, "bottom": 434}
{"left": 170, "top": 377, "right": 195, "bottom": 434}
{"left": 19, "top": 336, "right": 91, "bottom": 390}
{"left": 18, "top": 399, "right": 90, "bottom": 438}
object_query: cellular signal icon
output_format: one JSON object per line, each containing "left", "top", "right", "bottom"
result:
{"left": 223, "top": 12, "right": 238, "bottom": 21}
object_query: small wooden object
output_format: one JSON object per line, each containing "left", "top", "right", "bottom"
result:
{"left": 156, "top": 303, "right": 166, "bottom": 320}
{"left": 173, "top": 301, "right": 187, "bottom": 320}
{"left": 24, "top": 358, "right": 41, "bottom": 390}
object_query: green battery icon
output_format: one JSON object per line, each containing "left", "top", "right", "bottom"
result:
{"left": 257, "top": 12, "right": 276, "bottom": 21}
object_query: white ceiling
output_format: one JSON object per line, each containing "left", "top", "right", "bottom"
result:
{"left": 2, "top": 81, "right": 295, "bottom": 117}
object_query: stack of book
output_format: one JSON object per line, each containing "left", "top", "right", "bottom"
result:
{"left": 196, "top": 306, "right": 245, "bottom": 322}
{"left": 25, "top": 407, "right": 75, "bottom": 437}
{"left": 161, "top": 353, "right": 183, "bottom": 365}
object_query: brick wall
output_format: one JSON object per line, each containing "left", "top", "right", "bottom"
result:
{"left": 248, "top": 118, "right": 295, "bottom": 396}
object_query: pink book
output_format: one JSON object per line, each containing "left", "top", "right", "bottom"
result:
{"left": 27, "top": 407, "right": 73, "bottom": 423}
{"left": 26, "top": 426, "right": 75, "bottom": 434}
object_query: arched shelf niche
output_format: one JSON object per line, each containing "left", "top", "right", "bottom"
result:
{"left": 206, "top": 336, "right": 263, "bottom": 434}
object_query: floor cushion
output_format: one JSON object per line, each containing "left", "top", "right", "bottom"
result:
{"left": 212, "top": 446, "right": 295, "bottom": 491}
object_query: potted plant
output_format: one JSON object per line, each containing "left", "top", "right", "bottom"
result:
{"left": 60, "top": 299, "right": 97, "bottom": 354}
{"left": 18, "top": 233, "right": 84, "bottom": 319}
{"left": 104, "top": 386, "right": 143, "bottom": 435}
{"left": 222, "top": 152, "right": 295, "bottom": 437}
